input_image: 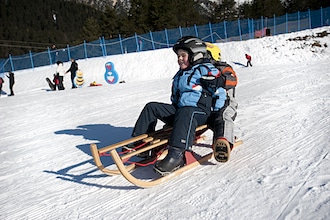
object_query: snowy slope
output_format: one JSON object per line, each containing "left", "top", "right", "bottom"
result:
{"left": 0, "top": 27, "right": 329, "bottom": 220}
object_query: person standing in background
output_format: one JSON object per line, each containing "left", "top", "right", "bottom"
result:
{"left": 6, "top": 71, "right": 15, "bottom": 96}
{"left": 56, "top": 61, "right": 66, "bottom": 90}
{"left": 66, "top": 58, "right": 78, "bottom": 89}
{"left": 0, "top": 76, "right": 4, "bottom": 96}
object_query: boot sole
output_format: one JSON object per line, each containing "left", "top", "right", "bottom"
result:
{"left": 153, "top": 164, "right": 182, "bottom": 176}
{"left": 213, "top": 139, "right": 231, "bottom": 163}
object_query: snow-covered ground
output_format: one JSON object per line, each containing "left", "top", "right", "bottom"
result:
{"left": 0, "top": 26, "right": 329, "bottom": 220}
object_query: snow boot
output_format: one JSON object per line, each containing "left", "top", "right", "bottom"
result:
{"left": 213, "top": 138, "right": 231, "bottom": 163}
{"left": 154, "top": 146, "right": 185, "bottom": 176}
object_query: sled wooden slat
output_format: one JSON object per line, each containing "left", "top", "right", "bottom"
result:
{"left": 96, "top": 124, "right": 207, "bottom": 155}
{"left": 143, "top": 137, "right": 154, "bottom": 142}
{"left": 97, "top": 134, "right": 149, "bottom": 154}
{"left": 121, "top": 139, "right": 168, "bottom": 161}
{"left": 151, "top": 139, "right": 161, "bottom": 144}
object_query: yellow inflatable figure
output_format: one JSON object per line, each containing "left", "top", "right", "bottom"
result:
{"left": 75, "top": 70, "right": 85, "bottom": 87}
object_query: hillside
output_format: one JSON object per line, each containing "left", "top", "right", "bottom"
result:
{"left": 0, "top": 27, "right": 329, "bottom": 219}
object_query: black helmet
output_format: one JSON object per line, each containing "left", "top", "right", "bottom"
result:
{"left": 173, "top": 36, "right": 207, "bottom": 64}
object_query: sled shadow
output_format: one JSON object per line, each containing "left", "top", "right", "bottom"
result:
{"left": 43, "top": 158, "right": 139, "bottom": 190}
{"left": 55, "top": 124, "right": 133, "bottom": 167}
{"left": 45, "top": 124, "right": 141, "bottom": 189}
{"left": 55, "top": 123, "right": 132, "bottom": 154}
{"left": 232, "top": 61, "right": 247, "bottom": 67}
{"left": 42, "top": 88, "right": 56, "bottom": 92}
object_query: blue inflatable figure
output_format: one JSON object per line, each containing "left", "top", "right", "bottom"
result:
{"left": 104, "top": 62, "right": 119, "bottom": 84}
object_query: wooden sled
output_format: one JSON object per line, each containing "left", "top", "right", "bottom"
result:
{"left": 46, "top": 77, "right": 55, "bottom": 91}
{"left": 89, "top": 82, "right": 103, "bottom": 87}
{"left": 90, "top": 125, "right": 242, "bottom": 188}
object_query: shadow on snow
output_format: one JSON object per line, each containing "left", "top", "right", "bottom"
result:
{"left": 44, "top": 124, "right": 147, "bottom": 189}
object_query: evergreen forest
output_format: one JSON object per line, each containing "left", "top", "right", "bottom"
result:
{"left": 0, "top": 0, "right": 329, "bottom": 58}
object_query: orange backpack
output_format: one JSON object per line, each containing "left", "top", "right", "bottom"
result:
{"left": 214, "top": 61, "right": 238, "bottom": 90}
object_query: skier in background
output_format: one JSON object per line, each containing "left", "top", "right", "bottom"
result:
{"left": 245, "top": 53, "right": 252, "bottom": 67}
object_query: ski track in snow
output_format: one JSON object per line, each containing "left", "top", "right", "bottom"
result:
{"left": 0, "top": 27, "right": 330, "bottom": 220}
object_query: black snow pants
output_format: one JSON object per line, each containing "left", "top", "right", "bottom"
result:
{"left": 71, "top": 72, "right": 77, "bottom": 88}
{"left": 132, "top": 102, "right": 210, "bottom": 150}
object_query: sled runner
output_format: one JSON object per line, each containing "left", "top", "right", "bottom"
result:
{"left": 90, "top": 125, "right": 242, "bottom": 188}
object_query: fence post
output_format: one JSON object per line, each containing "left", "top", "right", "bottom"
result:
{"left": 224, "top": 20, "right": 227, "bottom": 42}
{"left": 99, "top": 37, "right": 104, "bottom": 56}
{"left": 273, "top": 15, "right": 276, "bottom": 36}
{"left": 165, "top": 28, "right": 169, "bottom": 48}
{"left": 308, "top": 9, "right": 311, "bottom": 29}
{"left": 320, "top": 7, "right": 323, "bottom": 26}
{"left": 29, "top": 51, "right": 34, "bottom": 69}
{"left": 248, "top": 19, "right": 254, "bottom": 39}
{"left": 67, "top": 44, "right": 71, "bottom": 61}
{"left": 261, "top": 16, "right": 264, "bottom": 37}
{"left": 179, "top": 26, "right": 183, "bottom": 37}
{"left": 286, "top": 13, "right": 288, "bottom": 33}
{"left": 102, "top": 37, "right": 106, "bottom": 56}
{"left": 252, "top": 18, "right": 255, "bottom": 38}
{"left": 194, "top": 24, "right": 198, "bottom": 37}
{"left": 238, "top": 18, "right": 242, "bottom": 41}
{"left": 0, "top": 60, "right": 4, "bottom": 74}
{"left": 247, "top": 19, "right": 250, "bottom": 38}
{"left": 119, "top": 34, "right": 124, "bottom": 54}
{"left": 208, "top": 22, "right": 214, "bottom": 43}
{"left": 9, "top": 54, "right": 14, "bottom": 71}
{"left": 47, "top": 47, "right": 52, "bottom": 65}
{"left": 102, "top": 36, "right": 107, "bottom": 56}
{"left": 84, "top": 40, "right": 88, "bottom": 59}
{"left": 298, "top": 11, "right": 300, "bottom": 31}
{"left": 149, "top": 31, "right": 155, "bottom": 50}
{"left": 134, "top": 33, "right": 139, "bottom": 52}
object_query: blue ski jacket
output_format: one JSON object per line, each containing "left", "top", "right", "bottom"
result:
{"left": 171, "top": 62, "right": 226, "bottom": 112}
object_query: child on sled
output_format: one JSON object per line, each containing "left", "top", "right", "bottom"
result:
{"left": 125, "top": 37, "right": 227, "bottom": 175}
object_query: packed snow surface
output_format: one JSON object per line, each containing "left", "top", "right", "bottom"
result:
{"left": 0, "top": 27, "right": 329, "bottom": 220}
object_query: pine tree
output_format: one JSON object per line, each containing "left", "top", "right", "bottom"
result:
{"left": 239, "top": 0, "right": 284, "bottom": 19}
{"left": 82, "top": 17, "right": 101, "bottom": 42}
{"left": 100, "top": 6, "right": 118, "bottom": 39}
{"left": 211, "top": 0, "right": 238, "bottom": 22}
